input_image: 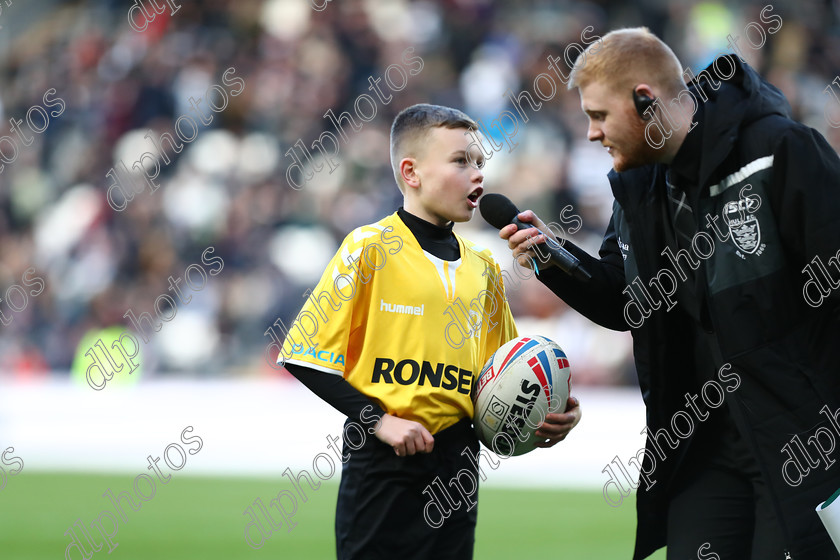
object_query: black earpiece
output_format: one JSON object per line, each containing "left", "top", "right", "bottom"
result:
{"left": 633, "top": 89, "right": 655, "bottom": 120}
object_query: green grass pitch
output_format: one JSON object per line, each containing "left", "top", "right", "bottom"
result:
{"left": 1, "top": 472, "right": 666, "bottom": 559}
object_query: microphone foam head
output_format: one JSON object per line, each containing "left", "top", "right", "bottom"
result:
{"left": 479, "top": 193, "right": 520, "bottom": 230}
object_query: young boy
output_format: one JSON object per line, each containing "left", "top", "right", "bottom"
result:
{"left": 278, "top": 104, "right": 580, "bottom": 559}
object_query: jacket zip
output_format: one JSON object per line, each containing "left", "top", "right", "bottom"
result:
{"left": 695, "top": 185, "right": 796, "bottom": 559}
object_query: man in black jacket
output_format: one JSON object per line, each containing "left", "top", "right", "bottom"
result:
{"left": 501, "top": 27, "right": 840, "bottom": 560}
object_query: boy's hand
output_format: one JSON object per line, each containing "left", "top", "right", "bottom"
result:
{"left": 499, "top": 210, "right": 558, "bottom": 269}
{"left": 374, "top": 414, "right": 435, "bottom": 456}
{"left": 534, "top": 396, "right": 581, "bottom": 448}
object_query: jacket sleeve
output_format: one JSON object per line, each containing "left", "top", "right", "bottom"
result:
{"left": 535, "top": 215, "right": 631, "bottom": 331}
{"left": 771, "top": 123, "right": 840, "bottom": 310}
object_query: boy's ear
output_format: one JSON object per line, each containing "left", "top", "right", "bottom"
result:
{"left": 399, "top": 157, "right": 421, "bottom": 190}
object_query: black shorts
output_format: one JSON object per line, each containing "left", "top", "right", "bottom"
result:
{"left": 335, "top": 417, "right": 479, "bottom": 560}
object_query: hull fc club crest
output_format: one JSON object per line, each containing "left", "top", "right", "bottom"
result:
{"left": 722, "top": 185, "right": 765, "bottom": 256}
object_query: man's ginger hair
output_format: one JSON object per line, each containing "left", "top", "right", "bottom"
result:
{"left": 568, "top": 27, "right": 685, "bottom": 96}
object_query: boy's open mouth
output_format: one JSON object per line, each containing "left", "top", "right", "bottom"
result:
{"left": 467, "top": 187, "right": 483, "bottom": 208}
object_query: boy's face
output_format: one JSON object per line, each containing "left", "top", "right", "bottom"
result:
{"left": 404, "top": 126, "right": 485, "bottom": 226}
{"left": 579, "top": 80, "right": 660, "bottom": 172}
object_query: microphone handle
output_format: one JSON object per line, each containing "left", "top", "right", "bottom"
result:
{"left": 511, "top": 218, "right": 592, "bottom": 282}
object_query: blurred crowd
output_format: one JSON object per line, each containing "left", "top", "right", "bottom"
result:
{"left": 0, "top": 0, "right": 837, "bottom": 384}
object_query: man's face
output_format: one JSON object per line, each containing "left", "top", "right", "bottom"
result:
{"left": 579, "top": 81, "right": 661, "bottom": 172}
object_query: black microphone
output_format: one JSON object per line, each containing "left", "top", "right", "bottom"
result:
{"left": 479, "top": 193, "right": 591, "bottom": 282}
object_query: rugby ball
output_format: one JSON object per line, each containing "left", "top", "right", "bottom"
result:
{"left": 472, "top": 335, "right": 572, "bottom": 456}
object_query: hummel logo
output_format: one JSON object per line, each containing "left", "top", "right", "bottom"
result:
{"left": 380, "top": 299, "right": 424, "bottom": 316}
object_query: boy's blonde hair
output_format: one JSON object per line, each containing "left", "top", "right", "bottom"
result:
{"left": 568, "top": 27, "right": 685, "bottom": 96}
{"left": 390, "top": 104, "right": 476, "bottom": 191}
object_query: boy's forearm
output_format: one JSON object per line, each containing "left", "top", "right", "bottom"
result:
{"left": 285, "top": 362, "right": 387, "bottom": 420}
